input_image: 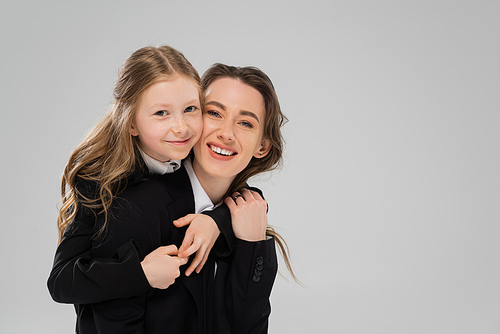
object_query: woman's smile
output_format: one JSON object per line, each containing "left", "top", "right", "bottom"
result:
{"left": 193, "top": 77, "right": 268, "bottom": 182}
{"left": 208, "top": 143, "right": 238, "bottom": 157}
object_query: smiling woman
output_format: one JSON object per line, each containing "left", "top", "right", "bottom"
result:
{"left": 193, "top": 77, "right": 271, "bottom": 193}
{"left": 196, "top": 63, "right": 298, "bottom": 282}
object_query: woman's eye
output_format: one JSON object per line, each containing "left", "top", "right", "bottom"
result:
{"left": 206, "top": 110, "right": 221, "bottom": 118}
{"left": 240, "top": 121, "right": 254, "bottom": 128}
{"left": 185, "top": 106, "right": 197, "bottom": 113}
{"left": 155, "top": 110, "right": 168, "bottom": 116}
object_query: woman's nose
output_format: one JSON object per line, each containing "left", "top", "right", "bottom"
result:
{"left": 217, "top": 122, "right": 235, "bottom": 142}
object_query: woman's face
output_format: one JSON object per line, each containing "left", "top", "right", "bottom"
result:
{"left": 193, "top": 77, "right": 270, "bottom": 181}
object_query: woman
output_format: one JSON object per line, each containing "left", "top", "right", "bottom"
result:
{"left": 49, "top": 62, "right": 293, "bottom": 333}
{"left": 196, "top": 63, "right": 292, "bottom": 333}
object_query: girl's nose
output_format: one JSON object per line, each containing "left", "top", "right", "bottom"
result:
{"left": 172, "top": 115, "right": 187, "bottom": 134}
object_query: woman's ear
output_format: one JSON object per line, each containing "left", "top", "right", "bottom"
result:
{"left": 130, "top": 123, "right": 139, "bottom": 136}
{"left": 254, "top": 138, "right": 271, "bottom": 159}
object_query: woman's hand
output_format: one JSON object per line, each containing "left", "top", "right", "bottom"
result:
{"left": 174, "top": 214, "right": 220, "bottom": 276}
{"left": 224, "top": 188, "right": 268, "bottom": 242}
{"left": 141, "top": 245, "right": 188, "bottom": 289}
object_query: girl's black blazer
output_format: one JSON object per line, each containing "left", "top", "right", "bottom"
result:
{"left": 48, "top": 165, "right": 277, "bottom": 334}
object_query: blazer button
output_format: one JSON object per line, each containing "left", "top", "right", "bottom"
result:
{"left": 252, "top": 274, "right": 261, "bottom": 282}
{"left": 256, "top": 263, "right": 264, "bottom": 271}
{"left": 256, "top": 256, "right": 264, "bottom": 265}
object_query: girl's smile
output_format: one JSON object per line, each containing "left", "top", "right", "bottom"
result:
{"left": 131, "top": 75, "right": 202, "bottom": 162}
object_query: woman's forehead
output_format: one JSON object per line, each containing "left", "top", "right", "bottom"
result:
{"left": 205, "top": 78, "right": 264, "bottom": 116}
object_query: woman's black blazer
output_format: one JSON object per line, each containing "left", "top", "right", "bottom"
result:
{"left": 47, "top": 165, "right": 278, "bottom": 334}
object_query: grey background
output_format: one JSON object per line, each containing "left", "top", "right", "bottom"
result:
{"left": 1, "top": 1, "right": 499, "bottom": 333}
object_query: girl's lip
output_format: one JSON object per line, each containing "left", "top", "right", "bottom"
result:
{"left": 166, "top": 137, "right": 191, "bottom": 146}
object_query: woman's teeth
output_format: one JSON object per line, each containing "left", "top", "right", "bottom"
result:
{"left": 210, "top": 145, "right": 235, "bottom": 156}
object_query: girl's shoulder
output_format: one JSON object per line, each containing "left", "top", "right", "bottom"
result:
{"left": 74, "top": 176, "right": 100, "bottom": 200}
{"left": 74, "top": 163, "right": 152, "bottom": 201}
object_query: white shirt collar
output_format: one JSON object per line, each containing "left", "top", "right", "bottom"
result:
{"left": 183, "top": 158, "right": 215, "bottom": 213}
{"left": 139, "top": 150, "right": 181, "bottom": 175}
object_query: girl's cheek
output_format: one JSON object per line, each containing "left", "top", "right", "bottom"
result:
{"left": 189, "top": 117, "right": 203, "bottom": 135}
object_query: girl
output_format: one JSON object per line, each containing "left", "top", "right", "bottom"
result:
{"left": 48, "top": 45, "right": 230, "bottom": 324}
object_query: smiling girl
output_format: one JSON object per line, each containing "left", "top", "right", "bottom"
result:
{"left": 48, "top": 46, "right": 230, "bottom": 333}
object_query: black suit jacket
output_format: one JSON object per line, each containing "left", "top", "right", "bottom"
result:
{"left": 48, "top": 165, "right": 277, "bottom": 334}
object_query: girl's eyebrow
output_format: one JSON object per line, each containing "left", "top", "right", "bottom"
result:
{"left": 150, "top": 99, "right": 200, "bottom": 109}
{"left": 151, "top": 104, "right": 171, "bottom": 109}
{"left": 206, "top": 100, "right": 260, "bottom": 123}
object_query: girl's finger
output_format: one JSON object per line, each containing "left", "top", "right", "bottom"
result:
{"left": 185, "top": 246, "right": 204, "bottom": 276}
{"left": 196, "top": 252, "right": 210, "bottom": 274}
{"left": 178, "top": 239, "right": 201, "bottom": 258}
{"left": 173, "top": 214, "right": 197, "bottom": 227}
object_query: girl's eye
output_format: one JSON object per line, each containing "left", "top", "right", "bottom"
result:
{"left": 240, "top": 121, "right": 254, "bottom": 128}
{"left": 185, "top": 106, "right": 198, "bottom": 113}
{"left": 206, "top": 110, "right": 221, "bottom": 118}
{"left": 155, "top": 110, "right": 169, "bottom": 116}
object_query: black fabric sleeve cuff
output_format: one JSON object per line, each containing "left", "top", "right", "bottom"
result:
{"left": 202, "top": 203, "right": 235, "bottom": 257}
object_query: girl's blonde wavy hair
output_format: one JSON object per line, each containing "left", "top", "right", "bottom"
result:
{"left": 201, "top": 64, "right": 300, "bottom": 283}
{"left": 57, "top": 45, "right": 201, "bottom": 243}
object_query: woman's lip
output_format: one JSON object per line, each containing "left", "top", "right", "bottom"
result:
{"left": 207, "top": 142, "right": 237, "bottom": 154}
{"left": 207, "top": 143, "right": 237, "bottom": 160}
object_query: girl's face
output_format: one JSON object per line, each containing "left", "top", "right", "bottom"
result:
{"left": 131, "top": 75, "right": 202, "bottom": 162}
{"left": 193, "top": 78, "right": 270, "bottom": 181}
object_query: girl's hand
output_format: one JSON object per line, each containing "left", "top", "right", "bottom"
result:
{"left": 141, "top": 245, "right": 188, "bottom": 289}
{"left": 174, "top": 214, "right": 220, "bottom": 276}
{"left": 224, "top": 188, "right": 268, "bottom": 242}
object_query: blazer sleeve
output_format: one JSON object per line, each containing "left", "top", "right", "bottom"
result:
{"left": 215, "top": 237, "right": 278, "bottom": 334}
{"left": 202, "top": 203, "right": 234, "bottom": 257}
{"left": 47, "top": 203, "right": 150, "bottom": 304}
{"left": 202, "top": 185, "right": 266, "bottom": 258}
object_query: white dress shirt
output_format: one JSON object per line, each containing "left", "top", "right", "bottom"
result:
{"left": 183, "top": 158, "right": 216, "bottom": 214}
{"left": 139, "top": 150, "right": 181, "bottom": 175}
{"left": 140, "top": 150, "right": 215, "bottom": 214}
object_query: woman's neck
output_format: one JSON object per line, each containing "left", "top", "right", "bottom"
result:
{"left": 192, "top": 158, "right": 233, "bottom": 204}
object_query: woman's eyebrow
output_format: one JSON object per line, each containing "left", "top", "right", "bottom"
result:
{"left": 240, "top": 110, "right": 260, "bottom": 123}
{"left": 206, "top": 101, "right": 226, "bottom": 110}
{"left": 206, "top": 100, "right": 260, "bottom": 123}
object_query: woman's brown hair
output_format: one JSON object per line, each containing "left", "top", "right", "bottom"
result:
{"left": 57, "top": 45, "right": 201, "bottom": 243}
{"left": 201, "top": 64, "right": 299, "bottom": 283}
